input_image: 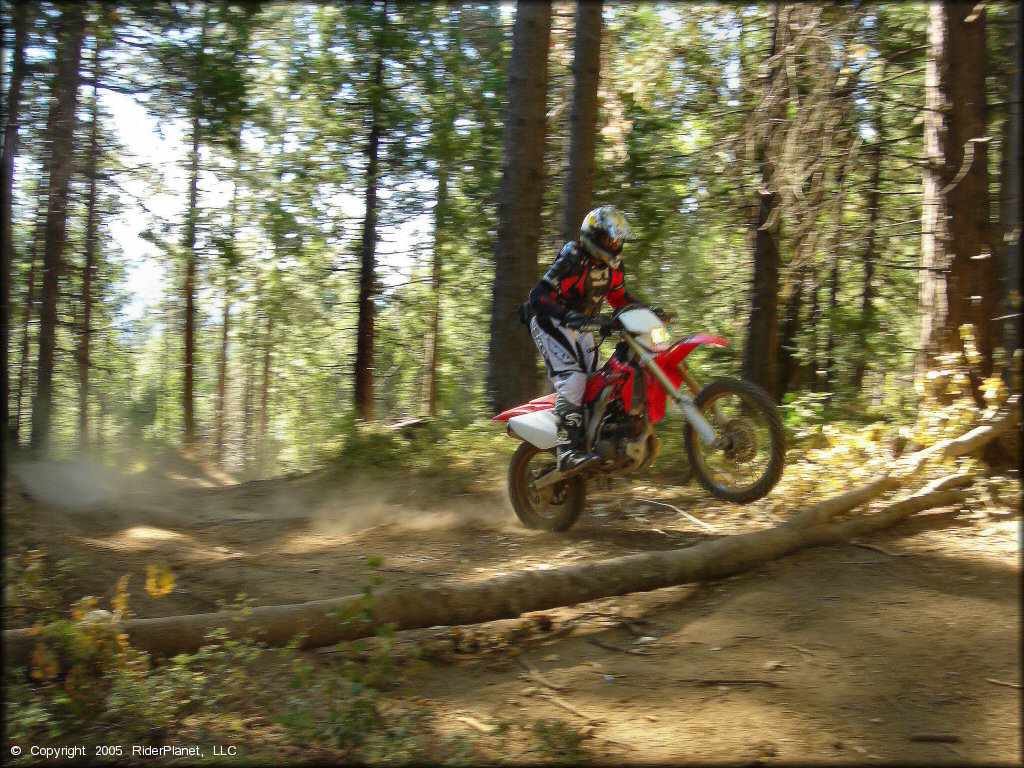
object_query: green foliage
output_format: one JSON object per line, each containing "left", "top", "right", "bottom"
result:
{"left": 529, "top": 718, "right": 589, "bottom": 763}
{"left": 4, "top": 550, "right": 81, "bottom": 626}
{"left": 326, "top": 418, "right": 510, "bottom": 493}
{"left": 3, "top": 560, "right": 459, "bottom": 762}
{"left": 5, "top": 1, "right": 1016, "bottom": 478}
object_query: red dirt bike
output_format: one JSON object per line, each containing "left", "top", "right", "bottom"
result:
{"left": 493, "top": 305, "right": 784, "bottom": 531}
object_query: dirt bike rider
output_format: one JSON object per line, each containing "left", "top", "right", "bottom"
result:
{"left": 528, "top": 206, "right": 657, "bottom": 473}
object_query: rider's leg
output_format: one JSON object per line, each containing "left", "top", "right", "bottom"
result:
{"left": 530, "top": 317, "right": 599, "bottom": 471}
{"left": 551, "top": 385, "right": 597, "bottom": 472}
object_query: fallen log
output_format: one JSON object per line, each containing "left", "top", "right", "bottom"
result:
{"left": 897, "top": 398, "right": 1020, "bottom": 476}
{"left": 3, "top": 402, "right": 1016, "bottom": 668}
{"left": 0, "top": 475, "right": 979, "bottom": 668}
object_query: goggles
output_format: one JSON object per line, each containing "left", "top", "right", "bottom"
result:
{"left": 597, "top": 231, "right": 623, "bottom": 255}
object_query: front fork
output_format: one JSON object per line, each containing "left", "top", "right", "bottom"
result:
{"left": 623, "top": 335, "right": 723, "bottom": 448}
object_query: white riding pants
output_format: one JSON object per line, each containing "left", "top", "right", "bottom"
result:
{"left": 530, "top": 315, "right": 599, "bottom": 407}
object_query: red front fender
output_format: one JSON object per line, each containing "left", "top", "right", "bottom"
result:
{"left": 658, "top": 333, "right": 729, "bottom": 369}
{"left": 646, "top": 333, "right": 729, "bottom": 422}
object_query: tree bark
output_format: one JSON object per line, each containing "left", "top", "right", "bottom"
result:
{"left": 558, "top": 0, "right": 602, "bottom": 243}
{"left": 215, "top": 293, "right": 231, "bottom": 464}
{"left": 258, "top": 310, "right": 273, "bottom": 474}
{"left": 78, "top": 31, "right": 103, "bottom": 453}
{"left": 30, "top": 3, "right": 86, "bottom": 450}
{"left": 486, "top": 1, "right": 552, "bottom": 414}
{"left": 853, "top": 101, "right": 883, "bottom": 393}
{"left": 823, "top": 261, "right": 839, "bottom": 393}
{"left": 241, "top": 321, "right": 255, "bottom": 469}
{"left": 775, "top": 268, "right": 806, "bottom": 401}
{"left": 424, "top": 122, "right": 450, "bottom": 418}
{"left": 805, "top": 266, "right": 821, "bottom": 391}
{"left": 215, "top": 152, "right": 242, "bottom": 465}
{"left": 13, "top": 224, "right": 41, "bottom": 443}
{"left": 1, "top": 0, "right": 30, "bottom": 446}
{"left": 741, "top": 2, "right": 783, "bottom": 399}
{"left": 999, "top": 0, "right": 1021, "bottom": 374}
{"left": 353, "top": 0, "right": 388, "bottom": 422}
{"left": 6, "top": 402, "right": 1016, "bottom": 666}
{"left": 183, "top": 108, "right": 201, "bottom": 448}
{"left": 823, "top": 162, "right": 847, "bottom": 395}
{"left": 918, "top": 2, "right": 996, "bottom": 402}
{"left": 182, "top": 12, "right": 209, "bottom": 449}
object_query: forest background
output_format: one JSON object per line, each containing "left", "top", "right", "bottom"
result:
{"left": 1, "top": 0, "right": 1020, "bottom": 476}
{"left": 2, "top": 1, "right": 1022, "bottom": 762}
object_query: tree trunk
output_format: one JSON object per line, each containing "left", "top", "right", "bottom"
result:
{"left": 12, "top": 115, "right": 47, "bottom": 447}
{"left": 30, "top": 3, "right": 86, "bottom": 450}
{"left": 775, "top": 268, "right": 806, "bottom": 401}
{"left": 215, "top": 294, "right": 230, "bottom": 464}
{"left": 13, "top": 226, "right": 40, "bottom": 443}
{"left": 853, "top": 101, "right": 883, "bottom": 393}
{"left": 944, "top": 3, "right": 995, "bottom": 388}
{"left": 999, "top": 0, "right": 1022, "bottom": 375}
{"left": 918, "top": 2, "right": 996, "bottom": 403}
{"left": 183, "top": 7, "right": 210, "bottom": 449}
{"left": 242, "top": 320, "right": 255, "bottom": 470}
{"left": 159, "top": 294, "right": 171, "bottom": 437}
{"left": 258, "top": 311, "right": 273, "bottom": 474}
{"left": 805, "top": 266, "right": 820, "bottom": 391}
{"left": 1, "top": 0, "right": 30, "bottom": 445}
{"left": 215, "top": 152, "right": 241, "bottom": 465}
{"left": 6, "top": 403, "right": 1015, "bottom": 665}
{"left": 486, "top": 0, "right": 552, "bottom": 413}
{"left": 558, "top": 0, "right": 602, "bottom": 243}
{"left": 78, "top": 33, "right": 103, "bottom": 453}
{"left": 823, "top": 162, "right": 847, "bottom": 395}
{"left": 823, "top": 260, "right": 839, "bottom": 393}
{"left": 424, "top": 123, "right": 450, "bottom": 418}
{"left": 353, "top": 0, "right": 388, "bottom": 422}
{"left": 183, "top": 116, "right": 201, "bottom": 448}
{"left": 741, "top": 2, "right": 783, "bottom": 399}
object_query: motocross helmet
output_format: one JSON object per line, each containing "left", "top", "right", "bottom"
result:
{"left": 580, "top": 206, "right": 630, "bottom": 268}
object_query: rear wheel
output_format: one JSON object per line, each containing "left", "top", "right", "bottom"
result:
{"left": 508, "top": 442, "right": 585, "bottom": 531}
{"left": 683, "top": 379, "right": 784, "bottom": 503}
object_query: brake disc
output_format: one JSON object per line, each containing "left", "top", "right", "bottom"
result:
{"left": 722, "top": 419, "right": 757, "bottom": 463}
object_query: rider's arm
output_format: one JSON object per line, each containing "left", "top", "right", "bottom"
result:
{"left": 529, "top": 243, "right": 578, "bottom": 321}
{"left": 605, "top": 264, "right": 642, "bottom": 309}
{"left": 529, "top": 282, "right": 570, "bottom": 321}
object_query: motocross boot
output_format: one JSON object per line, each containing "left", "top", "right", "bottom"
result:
{"left": 553, "top": 402, "right": 598, "bottom": 473}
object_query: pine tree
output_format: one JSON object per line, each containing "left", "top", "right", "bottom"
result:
{"left": 486, "top": 0, "right": 552, "bottom": 413}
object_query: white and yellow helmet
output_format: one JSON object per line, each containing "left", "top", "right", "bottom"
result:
{"left": 580, "top": 206, "right": 630, "bottom": 268}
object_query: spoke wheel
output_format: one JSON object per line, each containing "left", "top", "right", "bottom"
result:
{"left": 684, "top": 379, "right": 784, "bottom": 503}
{"left": 508, "top": 442, "right": 585, "bottom": 531}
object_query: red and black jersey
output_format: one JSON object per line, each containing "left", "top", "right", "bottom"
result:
{"left": 529, "top": 241, "right": 640, "bottom": 321}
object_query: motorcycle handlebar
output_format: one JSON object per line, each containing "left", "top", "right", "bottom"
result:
{"left": 572, "top": 307, "right": 675, "bottom": 333}
{"left": 579, "top": 316, "right": 619, "bottom": 333}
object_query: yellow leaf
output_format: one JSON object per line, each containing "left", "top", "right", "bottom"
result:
{"left": 145, "top": 563, "right": 175, "bottom": 598}
{"left": 30, "top": 643, "right": 59, "bottom": 682}
{"left": 71, "top": 595, "right": 98, "bottom": 621}
{"left": 980, "top": 376, "right": 1007, "bottom": 406}
{"left": 112, "top": 575, "right": 131, "bottom": 616}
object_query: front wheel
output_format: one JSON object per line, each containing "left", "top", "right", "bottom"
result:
{"left": 508, "top": 442, "right": 585, "bottom": 531}
{"left": 683, "top": 379, "right": 785, "bottom": 504}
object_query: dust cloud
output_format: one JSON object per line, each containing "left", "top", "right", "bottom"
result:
{"left": 8, "top": 457, "right": 124, "bottom": 511}
{"left": 6, "top": 455, "right": 510, "bottom": 537}
{"left": 308, "top": 478, "right": 508, "bottom": 537}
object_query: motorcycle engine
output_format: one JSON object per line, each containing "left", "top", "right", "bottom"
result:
{"left": 594, "top": 410, "right": 650, "bottom": 468}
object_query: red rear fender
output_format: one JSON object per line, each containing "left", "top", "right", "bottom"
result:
{"left": 491, "top": 392, "right": 557, "bottom": 421}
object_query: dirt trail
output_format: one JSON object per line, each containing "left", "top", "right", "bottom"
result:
{"left": 4, "top": 457, "right": 1020, "bottom": 763}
